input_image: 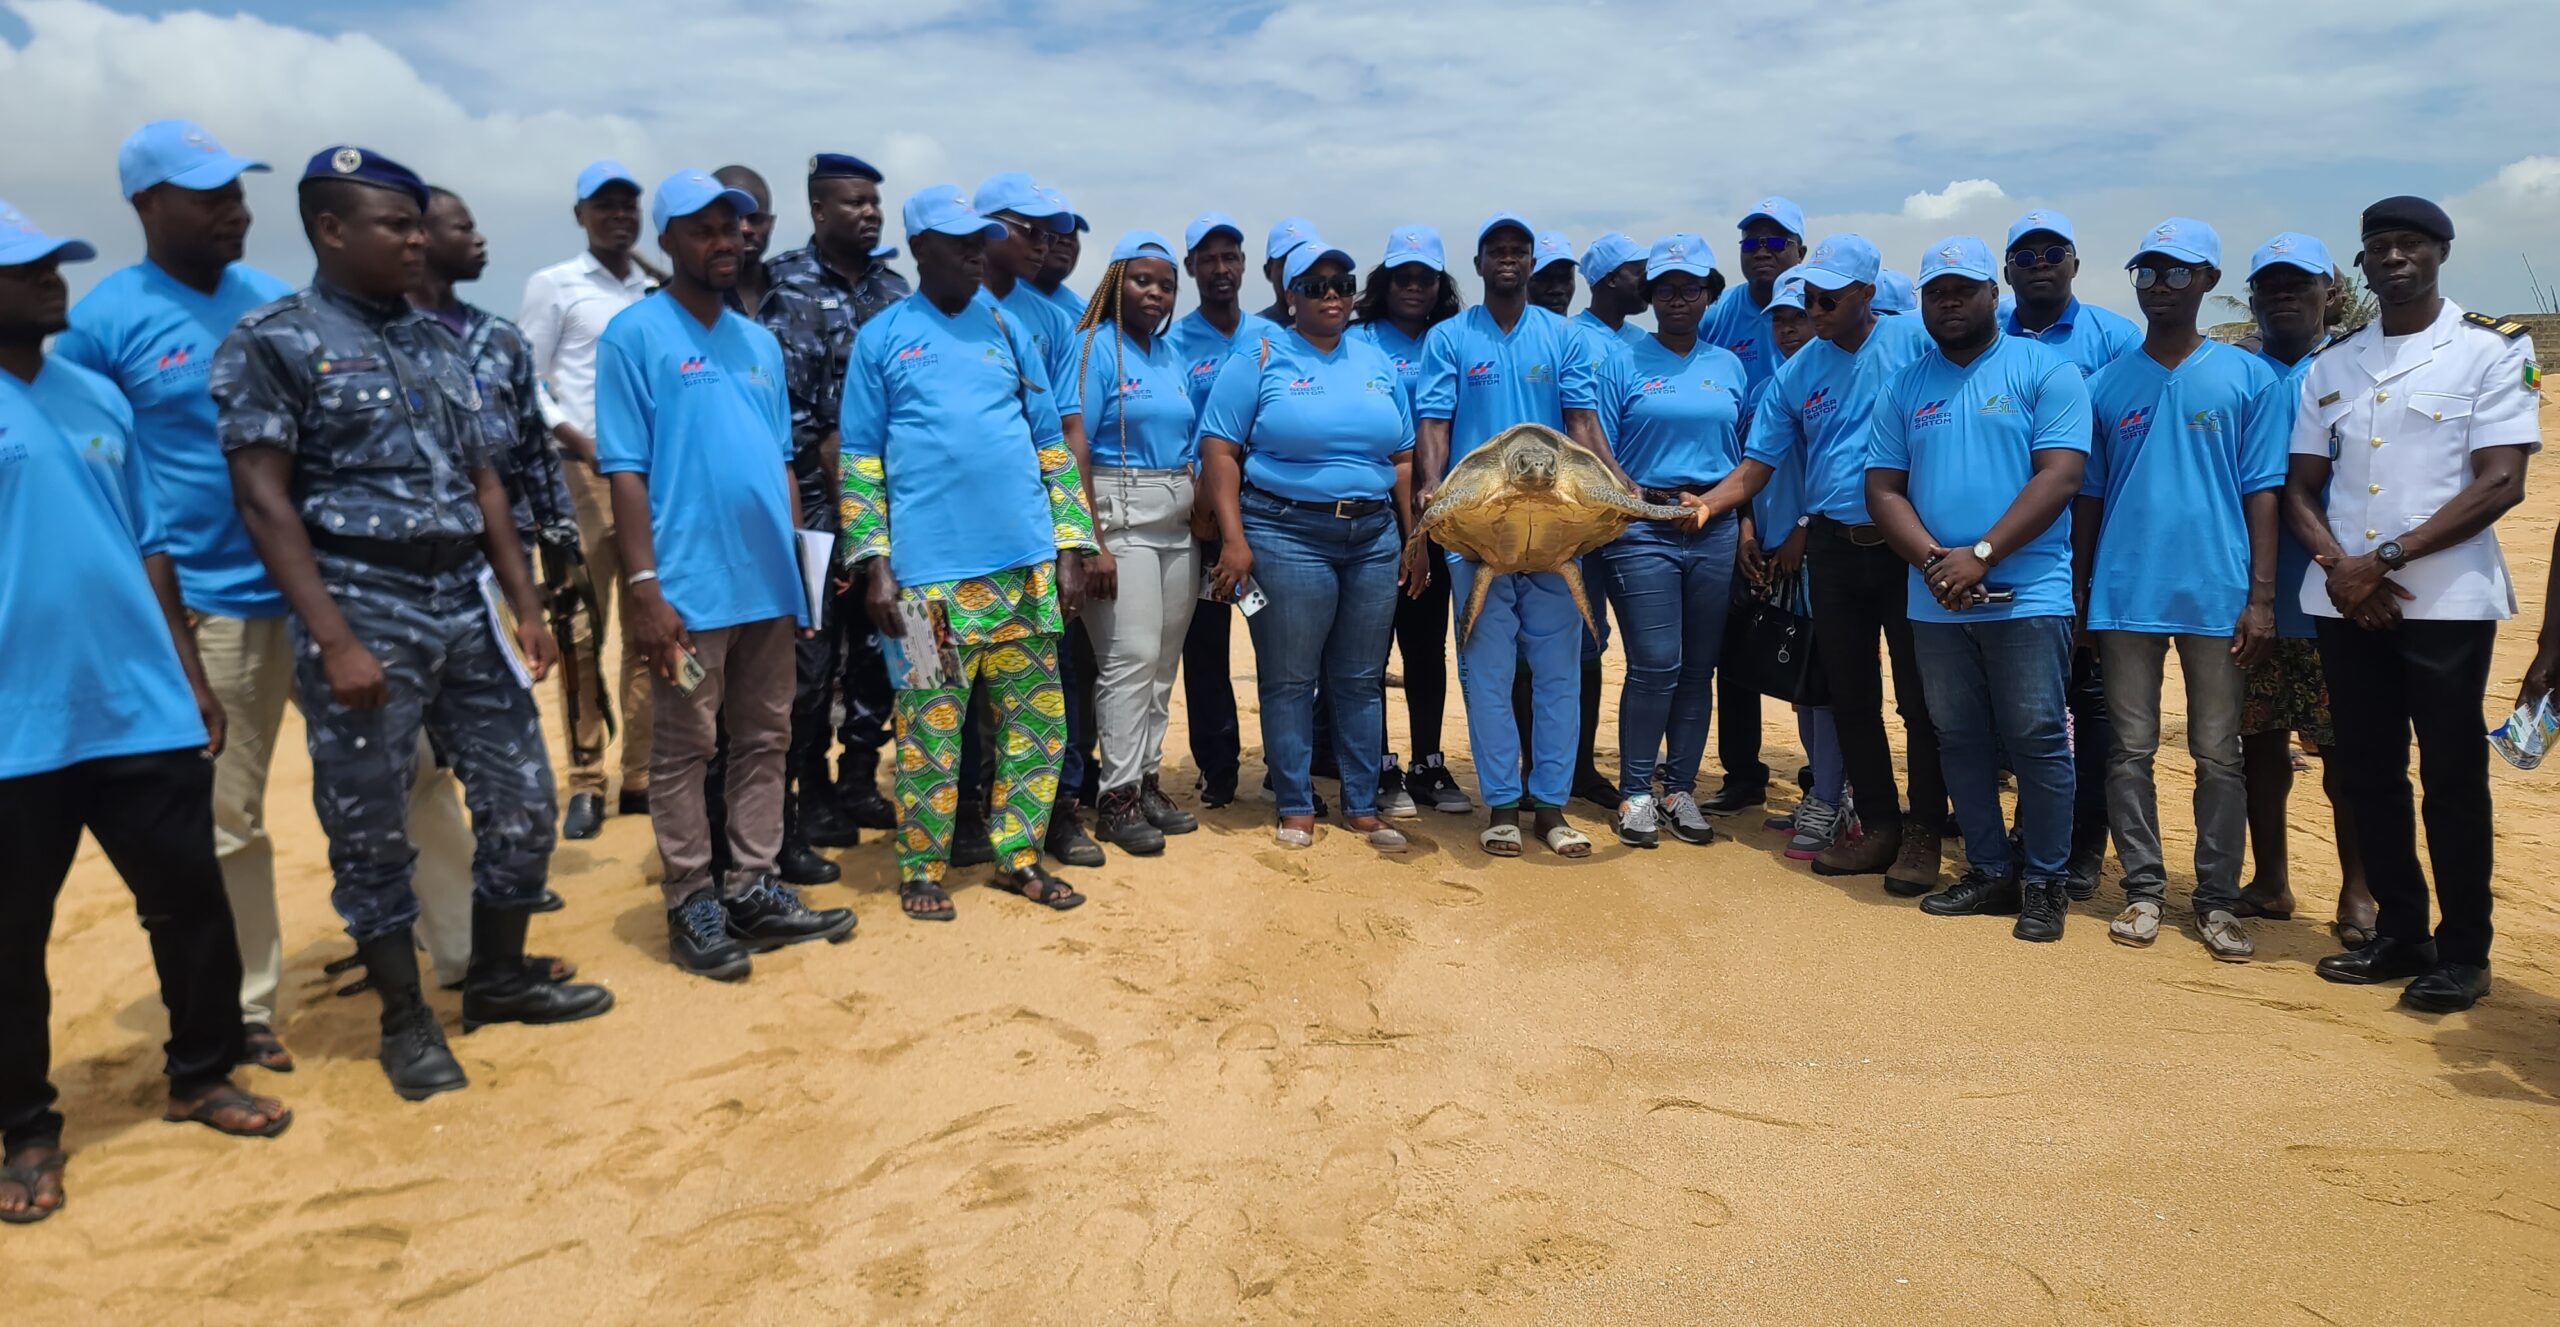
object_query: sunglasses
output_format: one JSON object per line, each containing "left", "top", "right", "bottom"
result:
{"left": 1737, "top": 236, "right": 1795, "bottom": 254}
{"left": 1386, "top": 266, "right": 1441, "bottom": 289}
{"left": 1814, "top": 291, "right": 1850, "bottom": 312}
{"left": 1291, "top": 273, "right": 1358, "bottom": 299}
{"left": 2129, "top": 266, "right": 2199, "bottom": 291}
{"left": 2007, "top": 244, "right": 2073, "bottom": 269}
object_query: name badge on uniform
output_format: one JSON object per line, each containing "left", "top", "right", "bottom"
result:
{"left": 316, "top": 356, "right": 384, "bottom": 374}
{"left": 2317, "top": 390, "right": 2341, "bottom": 407}
{"left": 819, "top": 298, "right": 841, "bottom": 310}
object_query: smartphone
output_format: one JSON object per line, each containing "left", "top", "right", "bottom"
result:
{"left": 1976, "top": 588, "right": 2016, "bottom": 605}
{"left": 1236, "top": 581, "right": 1269, "bottom": 617}
{"left": 671, "top": 645, "right": 707, "bottom": 695}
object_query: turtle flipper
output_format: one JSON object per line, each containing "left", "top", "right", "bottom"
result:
{"left": 1459, "top": 558, "right": 1496, "bottom": 644}
{"left": 1557, "top": 559, "right": 1600, "bottom": 640}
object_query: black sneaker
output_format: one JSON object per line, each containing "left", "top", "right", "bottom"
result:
{"left": 722, "top": 875, "right": 856, "bottom": 950}
{"left": 1378, "top": 757, "right": 1419, "bottom": 819}
{"left": 561, "top": 791, "right": 605, "bottom": 840}
{"left": 1139, "top": 775, "right": 1198, "bottom": 834}
{"left": 951, "top": 806, "right": 996, "bottom": 868}
{"left": 2014, "top": 880, "right": 2067, "bottom": 943}
{"left": 1920, "top": 868, "right": 2023, "bottom": 917}
{"left": 1700, "top": 781, "right": 1767, "bottom": 816}
{"left": 1094, "top": 786, "right": 1166, "bottom": 855}
{"left": 1408, "top": 755, "right": 1473, "bottom": 813}
{"left": 2063, "top": 843, "right": 2104, "bottom": 901}
{"left": 668, "top": 890, "right": 751, "bottom": 980}
{"left": 1046, "top": 800, "right": 1108, "bottom": 867}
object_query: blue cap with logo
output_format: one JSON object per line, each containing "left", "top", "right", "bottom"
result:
{"left": 1532, "top": 230, "right": 1576, "bottom": 274}
{"left": 576, "top": 159, "right": 641, "bottom": 202}
{"left": 1767, "top": 265, "right": 1811, "bottom": 312}
{"left": 651, "top": 168, "right": 761, "bottom": 233}
{"left": 2129, "top": 217, "right": 2221, "bottom": 268}
{"left": 1740, "top": 195, "right": 1806, "bottom": 239}
{"left": 1644, "top": 233, "right": 1715, "bottom": 282}
{"left": 1477, "top": 211, "right": 1535, "bottom": 249}
{"left": 1039, "top": 187, "right": 1091, "bottom": 233}
{"left": 2248, "top": 231, "right": 2334, "bottom": 280}
{"left": 1184, "top": 210, "right": 1244, "bottom": 252}
{"left": 1874, "top": 269, "right": 1918, "bottom": 311}
{"left": 0, "top": 200, "right": 97, "bottom": 267}
{"left": 1266, "top": 216, "right": 1319, "bottom": 262}
{"left": 1383, "top": 224, "right": 1445, "bottom": 272}
{"left": 808, "top": 153, "right": 883, "bottom": 183}
{"left": 1797, "top": 233, "right": 1882, "bottom": 291}
{"left": 1109, "top": 229, "right": 1175, "bottom": 264}
{"left": 1282, "top": 241, "right": 1355, "bottom": 288}
{"left": 2006, "top": 209, "right": 2075, "bottom": 248}
{"left": 973, "top": 172, "right": 1074, "bottom": 232}
{"left": 901, "top": 183, "right": 1007, "bottom": 242}
{"left": 1918, "top": 237, "right": 1999, "bottom": 287}
{"left": 1582, "top": 232, "right": 1647, "bottom": 283}
{"left": 301, "top": 146, "right": 429, "bottom": 211}
{"left": 117, "top": 119, "right": 268, "bottom": 199}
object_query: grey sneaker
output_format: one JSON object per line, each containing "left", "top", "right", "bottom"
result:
{"left": 2196, "top": 909, "right": 2255, "bottom": 962}
{"left": 1661, "top": 791, "right": 1715, "bottom": 844}
{"left": 1616, "top": 793, "right": 1661, "bottom": 848}
{"left": 1784, "top": 796, "right": 1844, "bottom": 861}
{"left": 1378, "top": 755, "right": 1419, "bottom": 820}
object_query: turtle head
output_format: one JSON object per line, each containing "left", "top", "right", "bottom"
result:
{"left": 1503, "top": 437, "right": 1560, "bottom": 490}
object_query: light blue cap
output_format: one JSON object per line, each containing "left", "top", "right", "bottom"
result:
{"left": 652, "top": 169, "right": 760, "bottom": 233}
{"left": 1873, "top": 269, "right": 1918, "bottom": 311}
{"left": 576, "top": 159, "right": 641, "bottom": 202}
{"left": 1382, "top": 223, "right": 1445, "bottom": 272}
{"left": 1282, "top": 242, "right": 1355, "bottom": 287}
{"left": 1740, "top": 195, "right": 1806, "bottom": 239}
{"left": 1532, "top": 230, "right": 1576, "bottom": 273}
{"left": 1797, "top": 233, "right": 1881, "bottom": 291}
{"left": 973, "top": 172, "right": 1074, "bottom": 232}
{"left": 2129, "top": 216, "right": 2221, "bottom": 268}
{"left": 1039, "top": 187, "right": 1091, "bottom": 233}
{"left": 1185, "top": 210, "right": 1244, "bottom": 252}
{"left": 2006, "top": 209, "right": 2075, "bottom": 248}
{"left": 1767, "top": 265, "right": 1811, "bottom": 312}
{"left": 1583, "top": 232, "right": 1648, "bottom": 283}
{"left": 0, "top": 200, "right": 97, "bottom": 267}
{"left": 117, "top": 119, "right": 268, "bottom": 199}
{"left": 901, "top": 183, "right": 1006, "bottom": 242}
{"left": 1108, "top": 229, "right": 1176, "bottom": 264}
{"left": 1644, "top": 233, "right": 1716, "bottom": 282}
{"left": 1478, "top": 211, "right": 1535, "bottom": 248}
{"left": 1266, "top": 216, "right": 1319, "bottom": 261}
{"left": 2248, "top": 231, "right": 2334, "bottom": 280}
{"left": 1917, "top": 237, "right": 1999, "bottom": 287}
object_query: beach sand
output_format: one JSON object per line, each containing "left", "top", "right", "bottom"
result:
{"left": 15, "top": 401, "right": 2560, "bottom": 1325}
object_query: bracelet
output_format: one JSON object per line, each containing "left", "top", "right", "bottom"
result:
{"left": 627, "top": 569, "right": 660, "bottom": 585}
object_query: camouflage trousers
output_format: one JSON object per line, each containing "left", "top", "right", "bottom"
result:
{"left": 292, "top": 552, "right": 555, "bottom": 943}
{"left": 893, "top": 635, "right": 1065, "bottom": 883}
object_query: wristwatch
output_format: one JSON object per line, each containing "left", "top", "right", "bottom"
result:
{"left": 1972, "top": 539, "right": 1995, "bottom": 562}
{"left": 2376, "top": 539, "right": 2408, "bottom": 569}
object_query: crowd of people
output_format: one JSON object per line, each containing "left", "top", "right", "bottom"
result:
{"left": 0, "top": 118, "right": 2545, "bottom": 1224}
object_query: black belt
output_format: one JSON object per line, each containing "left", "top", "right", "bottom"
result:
{"left": 1810, "top": 514, "right": 1887, "bottom": 548}
{"left": 308, "top": 527, "right": 483, "bottom": 575}
{"left": 1247, "top": 485, "right": 1385, "bottom": 519}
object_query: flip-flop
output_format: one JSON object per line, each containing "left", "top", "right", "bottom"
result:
{"left": 242, "top": 1023, "right": 294, "bottom": 1072}
{"left": 2333, "top": 919, "right": 2377, "bottom": 950}
{"left": 1479, "top": 824, "right": 1524, "bottom": 858}
{"left": 1543, "top": 825, "right": 1593, "bottom": 859}
{"left": 163, "top": 1084, "right": 293, "bottom": 1138}
{"left": 899, "top": 881, "right": 956, "bottom": 923}
{"left": 0, "top": 1153, "right": 65, "bottom": 1225}
{"left": 993, "top": 865, "right": 1085, "bottom": 912}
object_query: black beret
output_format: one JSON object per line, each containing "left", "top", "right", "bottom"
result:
{"left": 2360, "top": 195, "right": 2454, "bottom": 244}
{"left": 300, "top": 145, "right": 429, "bottom": 211}
{"left": 808, "top": 153, "right": 883, "bottom": 184}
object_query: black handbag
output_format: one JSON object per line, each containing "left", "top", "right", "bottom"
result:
{"left": 1732, "top": 568, "right": 1828, "bottom": 706}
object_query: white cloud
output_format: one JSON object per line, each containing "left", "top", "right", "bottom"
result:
{"left": 1902, "top": 180, "right": 2007, "bottom": 223}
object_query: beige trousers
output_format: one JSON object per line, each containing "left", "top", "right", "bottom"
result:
{"left": 563, "top": 464, "right": 657, "bottom": 797}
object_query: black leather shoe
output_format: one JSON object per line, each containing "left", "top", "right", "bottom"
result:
{"left": 1199, "top": 771, "right": 1239, "bottom": 809}
{"left": 1573, "top": 770, "right": 1623, "bottom": 812}
{"left": 460, "top": 906, "right": 613, "bottom": 1032}
{"left": 1140, "top": 775, "right": 1198, "bottom": 834}
{"left": 360, "top": 935, "right": 466, "bottom": 1101}
{"left": 951, "top": 807, "right": 996, "bottom": 868}
{"left": 1701, "top": 781, "right": 1767, "bottom": 816}
{"left": 2013, "top": 880, "right": 2067, "bottom": 943}
{"left": 2400, "top": 962, "right": 2490, "bottom": 1013}
{"left": 669, "top": 889, "right": 752, "bottom": 980}
{"left": 1095, "top": 787, "right": 1166, "bottom": 855}
{"left": 530, "top": 888, "right": 565, "bottom": 913}
{"left": 561, "top": 792, "right": 604, "bottom": 840}
{"left": 2315, "top": 935, "right": 2439, "bottom": 986}
{"left": 2063, "top": 844, "right": 2104, "bottom": 901}
{"left": 1921, "top": 869, "right": 2022, "bottom": 917}
{"left": 778, "top": 840, "right": 842, "bottom": 885}
{"left": 841, "top": 786, "right": 898, "bottom": 831}
{"left": 617, "top": 789, "right": 650, "bottom": 817}
{"left": 722, "top": 875, "right": 856, "bottom": 950}
{"left": 1047, "top": 800, "right": 1108, "bottom": 867}
{"left": 803, "top": 796, "right": 862, "bottom": 848}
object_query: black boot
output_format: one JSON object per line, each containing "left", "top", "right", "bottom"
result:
{"left": 461, "top": 905, "right": 615, "bottom": 1033}
{"left": 1046, "top": 797, "right": 1108, "bottom": 867}
{"left": 835, "top": 755, "right": 898, "bottom": 830}
{"left": 950, "top": 802, "right": 996, "bottom": 868}
{"left": 361, "top": 934, "right": 466, "bottom": 1101}
{"left": 779, "top": 791, "right": 843, "bottom": 884}
{"left": 1139, "top": 774, "right": 1199, "bottom": 834}
{"left": 802, "top": 767, "right": 862, "bottom": 848}
{"left": 1094, "top": 786, "right": 1166, "bottom": 855}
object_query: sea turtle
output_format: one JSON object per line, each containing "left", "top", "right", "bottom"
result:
{"left": 1413, "top": 423, "right": 1697, "bottom": 641}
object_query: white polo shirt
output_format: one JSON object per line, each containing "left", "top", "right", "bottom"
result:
{"left": 517, "top": 250, "right": 654, "bottom": 434}
{"left": 2289, "top": 299, "right": 2540, "bottom": 621}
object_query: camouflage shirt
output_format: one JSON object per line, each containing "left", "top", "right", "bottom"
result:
{"left": 756, "top": 242, "right": 911, "bottom": 522}
{"left": 452, "top": 302, "right": 577, "bottom": 543}
{"left": 212, "top": 278, "right": 494, "bottom": 543}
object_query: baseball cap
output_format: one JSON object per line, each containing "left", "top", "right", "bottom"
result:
{"left": 1266, "top": 216, "right": 1318, "bottom": 262}
{"left": 1582, "top": 232, "right": 1647, "bottom": 282}
{"left": 1797, "top": 234, "right": 1881, "bottom": 291}
{"left": 901, "top": 183, "right": 1006, "bottom": 242}
{"left": 808, "top": 153, "right": 884, "bottom": 183}
{"left": 1477, "top": 211, "right": 1534, "bottom": 249}
{"left": 1185, "top": 210, "right": 1244, "bottom": 252}
{"left": 576, "top": 159, "right": 642, "bottom": 202}
{"left": 1109, "top": 229, "right": 1175, "bottom": 264}
{"left": 117, "top": 120, "right": 268, "bottom": 199}
{"left": 2128, "top": 217, "right": 2220, "bottom": 269}
{"left": 1383, "top": 224, "right": 1446, "bottom": 272}
{"left": 0, "top": 200, "right": 98, "bottom": 267}
{"left": 651, "top": 169, "right": 761, "bottom": 233}
{"left": 2248, "top": 232, "right": 2334, "bottom": 280}
{"left": 973, "top": 172, "right": 1073, "bottom": 232}
{"left": 1874, "top": 269, "right": 1918, "bottom": 311}
{"left": 1282, "top": 242, "right": 1356, "bottom": 287}
{"left": 300, "top": 146, "right": 428, "bottom": 211}
{"left": 1039, "top": 187, "right": 1091, "bottom": 233}
{"left": 1917, "top": 237, "right": 1998, "bottom": 287}
{"left": 1767, "top": 265, "right": 1811, "bottom": 312}
{"left": 1644, "top": 233, "right": 1715, "bottom": 282}
{"left": 1740, "top": 195, "right": 1806, "bottom": 239}
{"left": 1532, "top": 230, "right": 1576, "bottom": 274}
{"left": 2006, "top": 209, "right": 2075, "bottom": 248}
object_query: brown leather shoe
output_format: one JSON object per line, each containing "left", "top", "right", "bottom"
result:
{"left": 1884, "top": 822, "right": 1943, "bottom": 897}
{"left": 1812, "top": 819, "right": 1900, "bottom": 877}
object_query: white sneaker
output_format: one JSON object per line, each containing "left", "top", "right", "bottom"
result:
{"left": 1661, "top": 790, "right": 1716, "bottom": 845}
{"left": 1616, "top": 793, "right": 1661, "bottom": 848}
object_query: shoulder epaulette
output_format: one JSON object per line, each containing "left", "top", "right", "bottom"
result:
{"left": 235, "top": 290, "right": 306, "bottom": 327}
{"left": 2463, "top": 311, "right": 2530, "bottom": 339}
{"left": 2313, "top": 332, "right": 2360, "bottom": 356}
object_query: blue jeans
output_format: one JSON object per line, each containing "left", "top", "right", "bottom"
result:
{"left": 1239, "top": 488, "right": 1400, "bottom": 818}
{"left": 1451, "top": 556, "right": 1581, "bottom": 808}
{"left": 1913, "top": 615, "right": 2074, "bottom": 881}
{"left": 1799, "top": 706, "right": 1845, "bottom": 803}
{"left": 1594, "top": 512, "right": 1738, "bottom": 798}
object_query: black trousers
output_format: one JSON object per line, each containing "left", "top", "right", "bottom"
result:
{"left": 1807, "top": 521, "right": 1947, "bottom": 827}
{"left": 1394, "top": 550, "right": 1452, "bottom": 760}
{"left": 0, "top": 748, "right": 244, "bottom": 1151}
{"left": 1181, "top": 546, "right": 1242, "bottom": 785}
{"left": 2315, "top": 617, "right": 2499, "bottom": 965}
{"left": 1715, "top": 576, "right": 1768, "bottom": 791}
{"left": 832, "top": 584, "right": 893, "bottom": 783}
{"left": 2066, "top": 648, "right": 2112, "bottom": 857}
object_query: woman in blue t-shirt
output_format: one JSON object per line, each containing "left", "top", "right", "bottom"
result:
{"left": 1199, "top": 243, "right": 1417, "bottom": 852}
{"left": 1593, "top": 235, "right": 1751, "bottom": 848}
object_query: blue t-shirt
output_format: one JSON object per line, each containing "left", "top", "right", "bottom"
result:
{"left": 839, "top": 291, "right": 1065, "bottom": 588}
{"left": 1168, "top": 308, "right": 1284, "bottom": 414}
{"left": 1414, "top": 304, "right": 1599, "bottom": 461}
{"left": 593, "top": 292, "right": 805, "bottom": 632}
{"left": 2083, "top": 341, "right": 2288, "bottom": 636}
{"left": 1061, "top": 321, "right": 1197, "bottom": 471}
{"left": 1603, "top": 332, "right": 1750, "bottom": 489}
{"left": 1197, "top": 328, "right": 1413, "bottom": 504}
{"left": 0, "top": 359, "right": 207, "bottom": 778}
{"left": 992, "top": 281, "right": 1079, "bottom": 395}
{"left": 1745, "top": 376, "right": 1812, "bottom": 536}
{"left": 1044, "top": 284, "right": 1085, "bottom": 317}
{"left": 56, "top": 260, "right": 296, "bottom": 618}
{"left": 2003, "top": 297, "right": 2140, "bottom": 379}
{"left": 1743, "top": 314, "right": 1931, "bottom": 525}
{"left": 2253, "top": 344, "right": 2325, "bottom": 638}
{"left": 1350, "top": 320, "right": 1432, "bottom": 401}
{"left": 1568, "top": 310, "right": 1639, "bottom": 445}
{"left": 1869, "top": 336, "right": 2092, "bottom": 624}
{"left": 1705, "top": 285, "right": 1785, "bottom": 394}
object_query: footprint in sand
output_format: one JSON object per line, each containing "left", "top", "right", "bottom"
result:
{"left": 857, "top": 1248, "right": 930, "bottom": 1308}
{"left": 1431, "top": 877, "right": 1484, "bottom": 908}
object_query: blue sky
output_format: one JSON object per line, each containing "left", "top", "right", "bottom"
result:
{"left": 7, "top": 0, "right": 2556, "bottom": 319}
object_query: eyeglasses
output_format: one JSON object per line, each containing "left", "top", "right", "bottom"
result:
{"left": 1291, "top": 273, "right": 1358, "bottom": 300}
{"left": 2129, "top": 266, "right": 2198, "bottom": 291}
{"left": 1386, "top": 267, "right": 1440, "bottom": 289}
{"left": 1652, "top": 280, "right": 1710, "bottom": 304}
{"left": 1737, "top": 236, "right": 1795, "bottom": 254}
{"left": 1815, "top": 291, "right": 1848, "bottom": 312}
{"left": 2007, "top": 245, "right": 2072, "bottom": 269}
{"left": 991, "top": 213, "right": 1038, "bottom": 236}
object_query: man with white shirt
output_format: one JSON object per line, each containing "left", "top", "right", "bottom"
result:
{"left": 519, "top": 160, "right": 658, "bottom": 840}
{"left": 2284, "top": 195, "right": 2539, "bottom": 1013}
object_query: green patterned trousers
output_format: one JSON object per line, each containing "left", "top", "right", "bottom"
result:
{"left": 893, "top": 634, "right": 1066, "bottom": 882}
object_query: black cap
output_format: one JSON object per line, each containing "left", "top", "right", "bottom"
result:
{"left": 2360, "top": 195, "right": 2454, "bottom": 244}
{"left": 807, "top": 153, "right": 883, "bottom": 184}
{"left": 299, "top": 146, "right": 429, "bottom": 211}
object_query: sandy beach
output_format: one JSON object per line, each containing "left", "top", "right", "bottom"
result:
{"left": 14, "top": 403, "right": 2560, "bottom": 1326}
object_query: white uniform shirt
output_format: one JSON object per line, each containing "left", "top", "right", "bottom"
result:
{"left": 516, "top": 250, "right": 654, "bottom": 434}
{"left": 2288, "top": 299, "right": 2540, "bottom": 621}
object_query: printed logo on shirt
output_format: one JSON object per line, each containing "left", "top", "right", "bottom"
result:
{"left": 1188, "top": 356, "right": 1220, "bottom": 383}
{"left": 2116, "top": 406, "right": 2154, "bottom": 443}
{"left": 1728, "top": 339, "right": 1760, "bottom": 363}
{"left": 1364, "top": 376, "right": 1395, "bottom": 395}
{"left": 1287, "top": 376, "right": 1326, "bottom": 397}
{"left": 676, "top": 356, "right": 721, "bottom": 387}
{"left": 896, "top": 344, "right": 941, "bottom": 369}
{"left": 1638, "top": 377, "right": 1676, "bottom": 396}
{"left": 2186, "top": 408, "right": 2226, "bottom": 433}
{"left": 745, "top": 364, "right": 771, "bottom": 386}
{"left": 1117, "top": 376, "right": 1152, "bottom": 400}
{"left": 1391, "top": 357, "right": 1415, "bottom": 375}
{"left": 1465, "top": 361, "right": 1503, "bottom": 388}
{"left": 1912, "top": 399, "right": 1953, "bottom": 430}
{"left": 155, "top": 343, "right": 193, "bottom": 371}
{"left": 1978, "top": 393, "right": 2019, "bottom": 416}
{"left": 0, "top": 429, "right": 22, "bottom": 465}
{"left": 1523, "top": 362, "right": 1553, "bottom": 385}
{"left": 1802, "top": 386, "right": 1837, "bottom": 421}
{"left": 152, "top": 341, "right": 211, "bottom": 386}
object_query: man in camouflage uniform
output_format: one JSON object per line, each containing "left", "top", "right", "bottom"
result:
{"left": 756, "top": 151, "right": 912, "bottom": 872}
{"left": 213, "top": 146, "right": 613, "bottom": 1103}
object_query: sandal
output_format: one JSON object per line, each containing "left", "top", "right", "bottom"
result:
{"left": 899, "top": 880, "right": 956, "bottom": 922}
{"left": 2231, "top": 880, "right": 2296, "bottom": 921}
{"left": 993, "top": 865, "right": 1085, "bottom": 912}
{"left": 2333, "top": 918, "right": 2377, "bottom": 950}
{"left": 1542, "top": 824, "right": 1593, "bottom": 859}
{"left": 1479, "top": 823, "right": 1524, "bottom": 858}
{"left": 243, "top": 1022, "right": 294, "bottom": 1072}
{"left": 0, "top": 1149, "right": 66, "bottom": 1225}
{"left": 163, "top": 1083, "right": 293, "bottom": 1138}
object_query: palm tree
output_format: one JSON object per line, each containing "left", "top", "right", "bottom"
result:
{"left": 2212, "top": 271, "right": 2378, "bottom": 334}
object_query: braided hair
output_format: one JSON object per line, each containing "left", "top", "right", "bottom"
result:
{"left": 1072, "top": 257, "right": 1176, "bottom": 473}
